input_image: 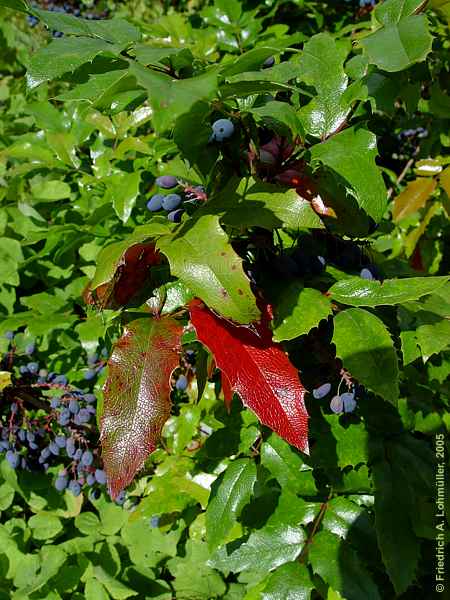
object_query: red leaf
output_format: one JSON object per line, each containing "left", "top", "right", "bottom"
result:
{"left": 221, "top": 371, "right": 233, "bottom": 412}
{"left": 86, "top": 242, "right": 161, "bottom": 309}
{"left": 189, "top": 300, "right": 309, "bottom": 453}
{"left": 101, "top": 315, "right": 182, "bottom": 498}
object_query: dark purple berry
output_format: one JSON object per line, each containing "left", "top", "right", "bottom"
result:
{"left": 147, "top": 194, "right": 164, "bottom": 212}
{"left": 156, "top": 175, "right": 178, "bottom": 189}
{"left": 167, "top": 209, "right": 184, "bottom": 223}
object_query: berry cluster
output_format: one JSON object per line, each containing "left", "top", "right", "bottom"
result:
{"left": 0, "top": 332, "right": 126, "bottom": 504}
{"left": 312, "top": 381, "right": 358, "bottom": 414}
{"left": 84, "top": 347, "right": 108, "bottom": 381}
{"left": 393, "top": 127, "right": 428, "bottom": 161}
{"left": 147, "top": 176, "right": 206, "bottom": 223}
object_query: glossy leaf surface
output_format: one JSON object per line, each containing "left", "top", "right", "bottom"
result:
{"left": 190, "top": 300, "right": 309, "bottom": 453}
{"left": 101, "top": 315, "right": 183, "bottom": 497}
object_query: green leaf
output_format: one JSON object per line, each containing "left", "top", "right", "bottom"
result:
{"left": 360, "top": 15, "right": 433, "bottom": 72}
{"left": 121, "top": 519, "right": 181, "bottom": 569}
{"left": 309, "top": 531, "right": 381, "bottom": 600}
{"left": 372, "top": 460, "right": 419, "bottom": 594}
{"left": 0, "top": 482, "right": 15, "bottom": 510}
{"left": 310, "top": 127, "right": 387, "bottom": 222}
{"left": 211, "top": 178, "right": 323, "bottom": 231}
{"left": 32, "top": 10, "right": 141, "bottom": 46}
{"left": 85, "top": 578, "right": 110, "bottom": 600}
{"left": 167, "top": 539, "right": 226, "bottom": 600}
{"left": 296, "top": 33, "right": 352, "bottom": 138}
{"left": 129, "top": 62, "right": 218, "bottom": 133}
{"left": 105, "top": 171, "right": 141, "bottom": 223}
{"left": 27, "top": 37, "right": 120, "bottom": 89}
{"left": 206, "top": 459, "right": 257, "bottom": 551}
{"left": 332, "top": 308, "right": 399, "bottom": 404}
{"left": 250, "top": 101, "right": 304, "bottom": 139}
{"left": 261, "top": 434, "right": 317, "bottom": 495}
{"left": 28, "top": 513, "right": 63, "bottom": 540}
{"left": 92, "top": 566, "right": 138, "bottom": 600}
{"left": 30, "top": 180, "right": 71, "bottom": 202}
{"left": 0, "top": 0, "right": 30, "bottom": 13}
{"left": 272, "top": 284, "right": 332, "bottom": 342}
{"left": 158, "top": 214, "right": 259, "bottom": 323}
{"left": 261, "top": 562, "right": 314, "bottom": 600}
{"left": 329, "top": 276, "right": 449, "bottom": 307}
{"left": 209, "top": 492, "right": 309, "bottom": 573}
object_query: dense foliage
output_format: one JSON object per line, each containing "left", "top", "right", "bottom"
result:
{"left": 0, "top": 0, "right": 449, "bottom": 598}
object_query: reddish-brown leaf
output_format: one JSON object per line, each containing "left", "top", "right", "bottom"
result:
{"left": 101, "top": 315, "right": 183, "bottom": 498}
{"left": 87, "top": 242, "right": 161, "bottom": 309}
{"left": 221, "top": 371, "right": 233, "bottom": 412}
{"left": 189, "top": 300, "right": 309, "bottom": 453}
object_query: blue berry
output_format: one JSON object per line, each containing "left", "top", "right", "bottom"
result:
{"left": 86, "top": 474, "right": 96, "bottom": 486}
{"left": 263, "top": 56, "right": 275, "bottom": 68}
{"left": 68, "top": 399, "right": 80, "bottom": 414}
{"left": 101, "top": 348, "right": 108, "bottom": 358}
{"left": 49, "top": 442, "right": 60, "bottom": 456}
{"left": 26, "top": 431, "right": 35, "bottom": 443}
{"left": 87, "top": 353, "right": 98, "bottom": 365}
{"left": 27, "top": 362, "right": 39, "bottom": 374}
{"left": 167, "top": 209, "right": 184, "bottom": 223}
{"left": 6, "top": 450, "right": 20, "bottom": 469}
{"left": 58, "top": 409, "right": 71, "bottom": 426}
{"left": 95, "top": 469, "right": 107, "bottom": 485}
{"left": 156, "top": 175, "right": 178, "bottom": 189}
{"left": 212, "top": 118, "right": 234, "bottom": 141}
{"left": 360, "top": 268, "right": 375, "bottom": 281}
{"left": 29, "top": 442, "right": 38, "bottom": 450}
{"left": 77, "top": 409, "right": 91, "bottom": 424}
{"left": 162, "top": 194, "right": 182, "bottom": 211}
{"left": 55, "top": 435, "right": 66, "bottom": 448}
{"left": 84, "top": 394, "right": 96, "bottom": 404}
{"left": 66, "top": 438, "right": 76, "bottom": 458}
{"left": 18, "top": 429, "right": 26, "bottom": 442}
{"left": 25, "top": 343, "right": 35, "bottom": 355}
{"left": 115, "top": 491, "right": 126, "bottom": 505}
{"left": 341, "top": 392, "right": 357, "bottom": 413}
{"left": 147, "top": 194, "right": 164, "bottom": 211}
{"left": 19, "top": 366, "right": 29, "bottom": 375}
{"left": 176, "top": 374, "right": 188, "bottom": 391}
{"left": 330, "top": 395, "right": 344, "bottom": 414}
{"left": 68, "top": 481, "right": 81, "bottom": 496}
{"left": 54, "top": 375, "right": 68, "bottom": 385}
{"left": 81, "top": 450, "right": 94, "bottom": 466}
{"left": 150, "top": 516, "right": 159, "bottom": 528}
{"left": 84, "top": 369, "right": 96, "bottom": 381}
{"left": 4, "top": 331, "right": 14, "bottom": 340}
{"left": 74, "top": 449, "right": 83, "bottom": 461}
{"left": 50, "top": 398, "right": 61, "bottom": 409}
{"left": 0, "top": 441, "right": 10, "bottom": 451}
{"left": 313, "top": 383, "right": 332, "bottom": 399}
{"left": 55, "top": 476, "right": 68, "bottom": 492}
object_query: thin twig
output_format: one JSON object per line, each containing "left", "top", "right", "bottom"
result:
{"left": 387, "top": 157, "right": 415, "bottom": 200}
{"left": 298, "top": 488, "right": 333, "bottom": 563}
